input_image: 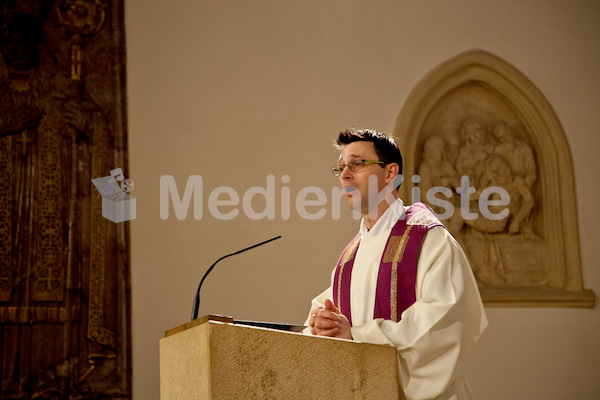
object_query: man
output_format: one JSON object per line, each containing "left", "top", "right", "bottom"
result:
{"left": 305, "top": 129, "right": 487, "bottom": 400}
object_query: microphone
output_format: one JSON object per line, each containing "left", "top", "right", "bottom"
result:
{"left": 190, "top": 235, "right": 282, "bottom": 321}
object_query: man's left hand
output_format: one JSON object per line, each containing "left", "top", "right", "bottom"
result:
{"left": 308, "top": 299, "right": 352, "bottom": 340}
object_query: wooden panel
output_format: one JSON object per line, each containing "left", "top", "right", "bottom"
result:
{"left": 0, "top": 1, "right": 130, "bottom": 398}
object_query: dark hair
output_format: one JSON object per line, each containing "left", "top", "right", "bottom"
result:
{"left": 334, "top": 128, "right": 403, "bottom": 176}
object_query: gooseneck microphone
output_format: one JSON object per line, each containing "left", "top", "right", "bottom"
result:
{"left": 190, "top": 235, "right": 282, "bottom": 321}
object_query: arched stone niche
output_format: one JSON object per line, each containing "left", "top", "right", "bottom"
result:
{"left": 394, "top": 50, "right": 595, "bottom": 307}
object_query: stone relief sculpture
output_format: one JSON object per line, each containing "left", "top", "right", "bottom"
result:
{"left": 420, "top": 117, "right": 538, "bottom": 286}
{"left": 396, "top": 50, "right": 595, "bottom": 307}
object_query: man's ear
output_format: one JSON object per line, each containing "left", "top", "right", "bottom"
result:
{"left": 384, "top": 163, "right": 400, "bottom": 185}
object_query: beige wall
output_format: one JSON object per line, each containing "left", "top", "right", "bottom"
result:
{"left": 126, "top": 1, "right": 600, "bottom": 399}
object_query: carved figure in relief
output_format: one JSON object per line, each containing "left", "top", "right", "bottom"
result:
{"left": 466, "top": 155, "right": 513, "bottom": 233}
{"left": 493, "top": 121, "right": 536, "bottom": 236}
{"left": 419, "top": 136, "right": 460, "bottom": 202}
{"left": 493, "top": 122, "right": 536, "bottom": 187}
{"left": 441, "top": 124, "right": 460, "bottom": 166}
{"left": 455, "top": 117, "right": 493, "bottom": 186}
{"left": 418, "top": 136, "right": 464, "bottom": 236}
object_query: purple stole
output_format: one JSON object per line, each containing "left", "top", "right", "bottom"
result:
{"left": 333, "top": 202, "right": 443, "bottom": 326}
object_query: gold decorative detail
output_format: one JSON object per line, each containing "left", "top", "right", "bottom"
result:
{"left": 0, "top": 136, "right": 11, "bottom": 302}
{"left": 336, "top": 236, "right": 360, "bottom": 313}
{"left": 88, "top": 111, "right": 117, "bottom": 350}
{"left": 70, "top": 44, "right": 83, "bottom": 81}
{"left": 14, "top": 130, "right": 34, "bottom": 156}
{"left": 58, "top": 0, "right": 108, "bottom": 81}
{"left": 34, "top": 116, "right": 63, "bottom": 301}
{"left": 340, "top": 236, "right": 360, "bottom": 266}
{"left": 0, "top": 306, "right": 81, "bottom": 323}
{"left": 383, "top": 225, "right": 413, "bottom": 321}
{"left": 382, "top": 226, "right": 413, "bottom": 264}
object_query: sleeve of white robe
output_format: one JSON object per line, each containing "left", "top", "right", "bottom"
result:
{"left": 305, "top": 227, "right": 487, "bottom": 400}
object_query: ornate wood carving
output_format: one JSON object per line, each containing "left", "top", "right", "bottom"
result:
{"left": 0, "top": 0, "right": 130, "bottom": 398}
{"left": 395, "top": 50, "right": 595, "bottom": 307}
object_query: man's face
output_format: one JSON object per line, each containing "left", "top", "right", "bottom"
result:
{"left": 337, "top": 141, "right": 396, "bottom": 215}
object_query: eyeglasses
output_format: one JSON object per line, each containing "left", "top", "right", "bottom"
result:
{"left": 331, "top": 160, "right": 385, "bottom": 176}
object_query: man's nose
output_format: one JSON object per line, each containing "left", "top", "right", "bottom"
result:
{"left": 340, "top": 166, "right": 353, "bottom": 179}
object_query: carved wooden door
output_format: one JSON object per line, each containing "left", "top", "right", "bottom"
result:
{"left": 0, "top": 1, "right": 131, "bottom": 398}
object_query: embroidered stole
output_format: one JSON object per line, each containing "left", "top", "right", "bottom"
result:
{"left": 333, "top": 202, "right": 442, "bottom": 326}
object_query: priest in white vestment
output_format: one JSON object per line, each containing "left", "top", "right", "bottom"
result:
{"left": 304, "top": 129, "right": 487, "bottom": 400}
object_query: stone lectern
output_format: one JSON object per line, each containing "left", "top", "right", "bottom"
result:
{"left": 159, "top": 315, "right": 401, "bottom": 399}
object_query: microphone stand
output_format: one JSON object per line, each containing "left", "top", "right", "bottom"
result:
{"left": 190, "top": 235, "right": 281, "bottom": 321}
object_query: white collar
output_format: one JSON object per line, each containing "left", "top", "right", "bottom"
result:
{"left": 359, "top": 198, "right": 405, "bottom": 238}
